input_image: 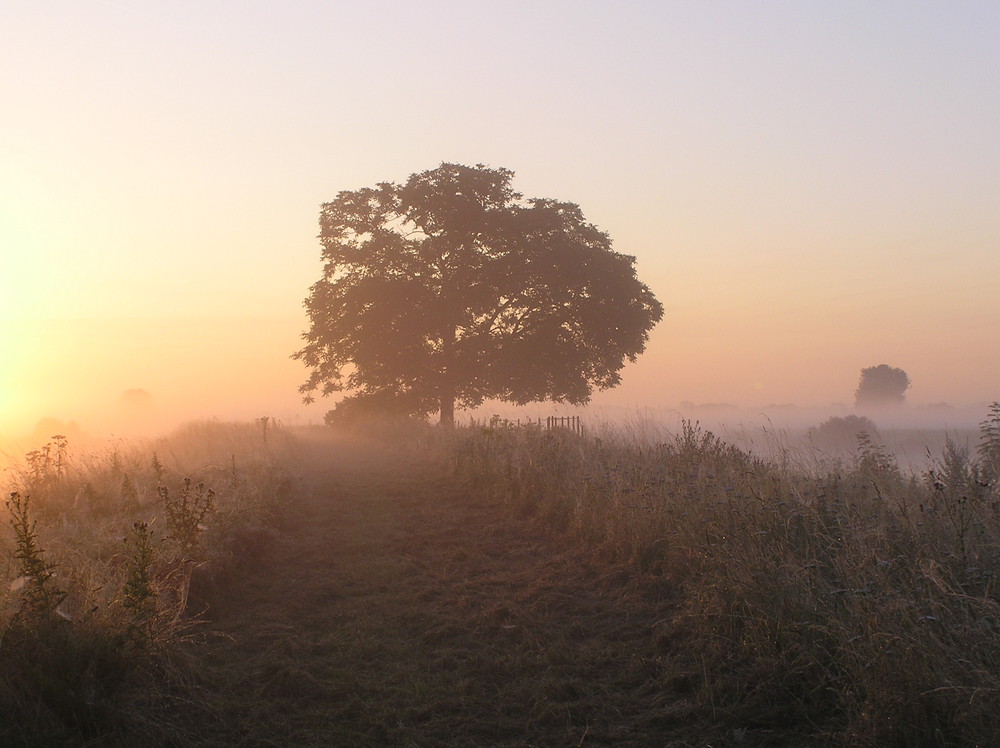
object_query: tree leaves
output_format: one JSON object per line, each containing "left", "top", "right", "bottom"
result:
{"left": 294, "top": 163, "right": 664, "bottom": 424}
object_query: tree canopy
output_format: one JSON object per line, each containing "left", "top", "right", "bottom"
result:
{"left": 293, "top": 163, "right": 664, "bottom": 426}
{"left": 855, "top": 364, "right": 910, "bottom": 408}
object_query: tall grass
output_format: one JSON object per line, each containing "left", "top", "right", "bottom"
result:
{"left": 0, "top": 418, "right": 296, "bottom": 744}
{"left": 454, "top": 407, "right": 1000, "bottom": 745}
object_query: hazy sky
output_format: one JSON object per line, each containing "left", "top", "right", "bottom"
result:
{"left": 3, "top": 1, "right": 999, "bottom": 435}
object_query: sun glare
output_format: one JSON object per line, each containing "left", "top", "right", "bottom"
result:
{"left": 0, "top": 380, "right": 21, "bottom": 439}
{"left": 0, "top": 319, "right": 38, "bottom": 438}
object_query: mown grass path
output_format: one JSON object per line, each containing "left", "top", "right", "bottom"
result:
{"left": 172, "top": 435, "right": 687, "bottom": 747}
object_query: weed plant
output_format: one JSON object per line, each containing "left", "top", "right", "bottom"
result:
{"left": 5, "top": 492, "right": 67, "bottom": 626}
{"left": 0, "top": 419, "right": 296, "bottom": 744}
{"left": 454, "top": 406, "right": 1000, "bottom": 746}
{"left": 979, "top": 401, "right": 1000, "bottom": 483}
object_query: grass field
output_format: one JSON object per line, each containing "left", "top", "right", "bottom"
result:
{"left": 2, "top": 408, "right": 999, "bottom": 746}
{"left": 0, "top": 419, "right": 295, "bottom": 745}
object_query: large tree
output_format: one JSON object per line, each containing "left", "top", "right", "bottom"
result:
{"left": 855, "top": 364, "right": 910, "bottom": 408}
{"left": 293, "top": 163, "right": 664, "bottom": 427}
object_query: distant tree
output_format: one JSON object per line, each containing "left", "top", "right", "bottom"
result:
{"left": 30, "top": 417, "right": 83, "bottom": 444}
{"left": 119, "top": 388, "right": 154, "bottom": 411}
{"left": 294, "top": 163, "right": 664, "bottom": 427}
{"left": 855, "top": 364, "right": 910, "bottom": 408}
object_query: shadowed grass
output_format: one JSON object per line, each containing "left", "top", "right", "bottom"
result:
{"left": 0, "top": 419, "right": 295, "bottom": 745}
{"left": 453, "top": 410, "right": 1000, "bottom": 745}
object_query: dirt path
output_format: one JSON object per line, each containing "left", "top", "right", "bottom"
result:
{"left": 164, "top": 436, "right": 688, "bottom": 747}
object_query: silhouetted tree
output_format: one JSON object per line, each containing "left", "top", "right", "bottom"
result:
{"left": 119, "top": 388, "right": 154, "bottom": 412}
{"left": 294, "top": 163, "right": 664, "bottom": 427}
{"left": 855, "top": 364, "right": 910, "bottom": 408}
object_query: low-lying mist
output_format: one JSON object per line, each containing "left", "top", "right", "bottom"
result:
{"left": 463, "top": 399, "right": 993, "bottom": 474}
{"left": 3, "top": 396, "right": 993, "bottom": 477}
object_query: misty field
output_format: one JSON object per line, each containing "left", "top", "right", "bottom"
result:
{"left": 2, "top": 410, "right": 1000, "bottom": 746}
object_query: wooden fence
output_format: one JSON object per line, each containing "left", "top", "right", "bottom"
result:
{"left": 544, "top": 415, "right": 583, "bottom": 434}
{"left": 487, "top": 416, "right": 582, "bottom": 434}
{"left": 474, "top": 415, "right": 584, "bottom": 435}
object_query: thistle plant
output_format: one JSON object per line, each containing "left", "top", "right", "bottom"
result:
{"left": 120, "top": 473, "right": 139, "bottom": 507}
{"left": 121, "top": 520, "right": 157, "bottom": 641}
{"left": 150, "top": 452, "right": 165, "bottom": 485}
{"left": 5, "top": 492, "right": 66, "bottom": 624}
{"left": 22, "top": 435, "right": 69, "bottom": 492}
{"left": 158, "top": 478, "right": 215, "bottom": 554}
{"left": 855, "top": 430, "right": 902, "bottom": 487}
{"left": 978, "top": 401, "right": 1000, "bottom": 484}
{"left": 50, "top": 435, "right": 68, "bottom": 479}
{"left": 926, "top": 438, "right": 992, "bottom": 571}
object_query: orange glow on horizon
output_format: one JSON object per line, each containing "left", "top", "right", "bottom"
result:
{"left": 2, "top": 3, "right": 997, "bottom": 437}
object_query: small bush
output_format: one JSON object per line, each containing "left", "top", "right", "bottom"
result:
{"left": 808, "top": 415, "right": 879, "bottom": 452}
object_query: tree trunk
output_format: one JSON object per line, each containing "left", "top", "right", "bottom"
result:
{"left": 438, "top": 394, "right": 455, "bottom": 429}
{"left": 439, "top": 324, "right": 457, "bottom": 428}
